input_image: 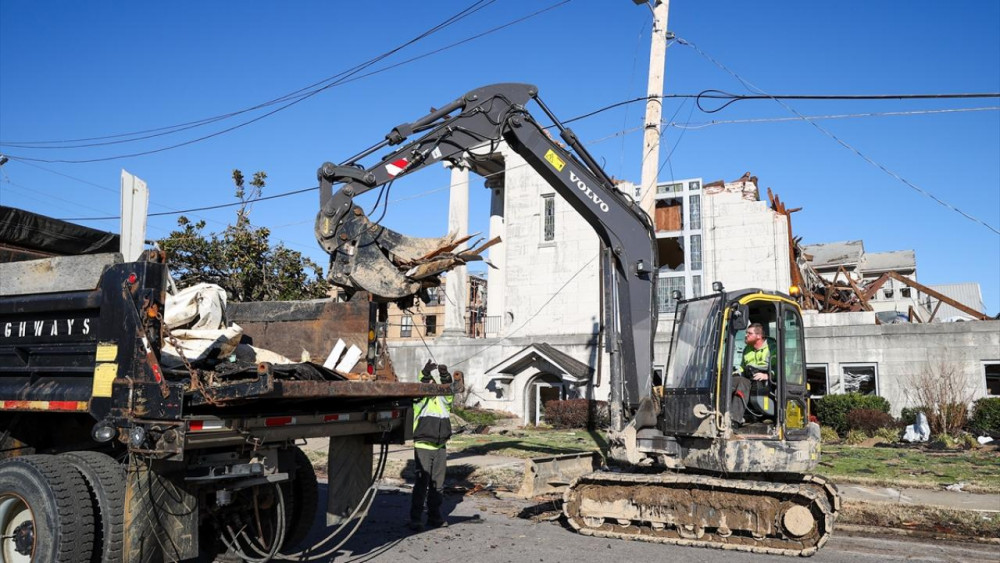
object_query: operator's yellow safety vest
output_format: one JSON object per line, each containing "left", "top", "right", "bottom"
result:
{"left": 741, "top": 343, "right": 774, "bottom": 373}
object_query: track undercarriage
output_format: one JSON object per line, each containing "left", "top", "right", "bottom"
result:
{"left": 563, "top": 471, "right": 840, "bottom": 557}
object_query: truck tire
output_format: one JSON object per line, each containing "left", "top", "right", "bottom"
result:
{"left": 62, "top": 451, "right": 126, "bottom": 563}
{"left": 123, "top": 462, "right": 165, "bottom": 563}
{"left": 282, "top": 445, "right": 319, "bottom": 550}
{"left": 0, "top": 454, "right": 96, "bottom": 563}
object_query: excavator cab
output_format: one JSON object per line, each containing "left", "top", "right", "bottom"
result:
{"left": 657, "top": 288, "right": 816, "bottom": 470}
{"left": 725, "top": 299, "right": 808, "bottom": 437}
{"left": 565, "top": 288, "right": 838, "bottom": 555}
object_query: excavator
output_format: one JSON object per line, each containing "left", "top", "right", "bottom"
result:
{"left": 313, "top": 83, "right": 840, "bottom": 556}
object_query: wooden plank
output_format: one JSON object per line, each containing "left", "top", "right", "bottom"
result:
{"left": 887, "top": 271, "right": 988, "bottom": 320}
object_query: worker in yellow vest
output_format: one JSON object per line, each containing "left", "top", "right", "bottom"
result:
{"left": 409, "top": 360, "right": 460, "bottom": 530}
{"left": 730, "top": 323, "right": 774, "bottom": 426}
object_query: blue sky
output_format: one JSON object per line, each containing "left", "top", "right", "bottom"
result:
{"left": 2, "top": 1, "right": 998, "bottom": 313}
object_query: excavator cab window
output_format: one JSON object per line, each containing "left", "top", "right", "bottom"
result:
{"left": 724, "top": 297, "right": 811, "bottom": 438}
{"left": 661, "top": 294, "right": 725, "bottom": 437}
{"left": 726, "top": 300, "right": 781, "bottom": 436}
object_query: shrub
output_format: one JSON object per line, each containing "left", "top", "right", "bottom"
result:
{"left": 903, "top": 362, "right": 975, "bottom": 436}
{"left": 846, "top": 408, "right": 896, "bottom": 434}
{"left": 820, "top": 426, "right": 840, "bottom": 444}
{"left": 844, "top": 429, "right": 868, "bottom": 445}
{"left": 959, "top": 432, "right": 981, "bottom": 450}
{"left": 873, "top": 427, "right": 900, "bottom": 444}
{"left": 969, "top": 397, "right": 1000, "bottom": 435}
{"left": 899, "top": 406, "right": 927, "bottom": 426}
{"left": 815, "top": 393, "right": 891, "bottom": 435}
{"left": 929, "top": 433, "right": 958, "bottom": 449}
{"left": 542, "top": 399, "right": 609, "bottom": 429}
{"left": 453, "top": 407, "right": 499, "bottom": 426}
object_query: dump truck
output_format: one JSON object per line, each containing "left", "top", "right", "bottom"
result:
{"left": 0, "top": 207, "right": 452, "bottom": 561}
{"left": 310, "top": 83, "right": 841, "bottom": 556}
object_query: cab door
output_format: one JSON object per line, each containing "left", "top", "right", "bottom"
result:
{"left": 779, "top": 304, "right": 810, "bottom": 438}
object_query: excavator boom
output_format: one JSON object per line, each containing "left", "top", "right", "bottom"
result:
{"left": 315, "top": 83, "right": 658, "bottom": 406}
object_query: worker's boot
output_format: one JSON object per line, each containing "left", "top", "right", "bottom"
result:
{"left": 428, "top": 517, "right": 448, "bottom": 528}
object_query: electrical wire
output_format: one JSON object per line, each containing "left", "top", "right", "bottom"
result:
{"left": 22, "top": 97, "right": 994, "bottom": 222}
{"left": 0, "top": 1, "right": 495, "bottom": 150}
{"left": 668, "top": 106, "right": 1000, "bottom": 130}
{"left": 0, "top": 1, "right": 574, "bottom": 164}
{"left": 676, "top": 37, "right": 1000, "bottom": 236}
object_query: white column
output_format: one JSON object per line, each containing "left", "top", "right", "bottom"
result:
{"left": 485, "top": 180, "right": 505, "bottom": 337}
{"left": 442, "top": 160, "right": 469, "bottom": 337}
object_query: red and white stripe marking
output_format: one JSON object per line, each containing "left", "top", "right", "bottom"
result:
{"left": 385, "top": 158, "right": 409, "bottom": 177}
{"left": 0, "top": 400, "right": 88, "bottom": 412}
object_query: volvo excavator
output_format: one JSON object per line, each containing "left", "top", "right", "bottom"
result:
{"left": 313, "top": 83, "right": 840, "bottom": 556}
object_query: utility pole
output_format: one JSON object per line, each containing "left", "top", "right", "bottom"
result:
{"left": 637, "top": 0, "right": 670, "bottom": 217}
{"left": 608, "top": 0, "right": 671, "bottom": 432}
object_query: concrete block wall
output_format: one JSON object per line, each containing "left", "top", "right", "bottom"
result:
{"left": 702, "top": 191, "right": 791, "bottom": 292}
{"left": 803, "top": 320, "right": 1000, "bottom": 416}
{"left": 498, "top": 146, "right": 601, "bottom": 337}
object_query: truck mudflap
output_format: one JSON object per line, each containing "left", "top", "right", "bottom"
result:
{"left": 563, "top": 471, "right": 840, "bottom": 557}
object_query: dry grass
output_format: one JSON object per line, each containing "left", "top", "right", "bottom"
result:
{"left": 839, "top": 500, "right": 1000, "bottom": 540}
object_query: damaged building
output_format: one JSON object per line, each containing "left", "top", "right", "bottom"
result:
{"left": 387, "top": 146, "right": 999, "bottom": 421}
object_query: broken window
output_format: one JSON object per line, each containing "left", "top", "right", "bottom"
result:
{"left": 425, "top": 315, "right": 437, "bottom": 336}
{"left": 689, "top": 180, "right": 701, "bottom": 191}
{"left": 542, "top": 194, "right": 555, "bottom": 241}
{"left": 657, "top": 237, "right": 684, "bottom": 270}
{"left": 654, "top": 198, "right": 683, "bottom": 232}
{"left": 900, "top": 287, "right": 911, "bottom": 298}
{"left": 400, "top": 315, "right": 412, "bottom": 338}
{"left": 985, "top": 362, "right": 1000, "bottom": 396}
{"left": 840, "top": 363, "right": 878, "bottom": 395}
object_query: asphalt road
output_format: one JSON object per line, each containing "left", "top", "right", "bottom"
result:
{"left": 286, "top": 484, "right": 999, "bottom": 563}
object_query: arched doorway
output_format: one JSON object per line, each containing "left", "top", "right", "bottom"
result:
{"left": 524, "top": 372, "right": 565, "bottom": 426}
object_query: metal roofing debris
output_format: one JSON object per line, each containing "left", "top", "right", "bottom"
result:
{"left": 767, "top": 196, "right": 989, "bottom": 322}
{"left": 800, "top": 240, "right": 864, "bottom": 269}
{"left": 860, "top": 250, "right": 916, "bottom": 274}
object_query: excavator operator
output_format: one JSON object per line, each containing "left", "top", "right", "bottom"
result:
{"left": 730, "top": 322, "right": 773, "bottom": 426}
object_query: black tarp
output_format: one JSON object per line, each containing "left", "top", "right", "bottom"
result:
{"left": 0, "top": 206, "right": 119, "bottom": 262}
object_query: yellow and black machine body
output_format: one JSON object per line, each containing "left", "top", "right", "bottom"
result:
{"left": 564, "top": 288, "right": 840, "bottom": 556}
{"left": 309, "top": 83, "right": 840, "bottom": 556}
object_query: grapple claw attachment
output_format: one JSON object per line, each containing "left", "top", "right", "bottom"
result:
{"left": 320, "top": 206, "right": 499, "bottom": 303}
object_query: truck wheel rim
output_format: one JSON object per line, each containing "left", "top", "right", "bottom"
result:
{"left": 0, "top": 494, "right": 34, "bottom": 563}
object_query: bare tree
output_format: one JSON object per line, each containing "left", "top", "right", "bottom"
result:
{"left": 903, "top": 361, "right": 976, "bottom": 436}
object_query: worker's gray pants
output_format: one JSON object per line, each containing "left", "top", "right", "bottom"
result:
{"left": 411, "top": 446, "right": 447, "bottom": 523}
{"left": 730, "top": 376, "right": 752, "bottom": 424}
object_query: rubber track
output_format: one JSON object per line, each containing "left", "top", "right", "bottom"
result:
{"left": 563, "top": 471, "right": 840, "bottom": 557}
{"left": 5, "top": 455, "right": 97, "bottom": 563}
{"left": 63, "top": 451, "right": 126, "bottom": 563}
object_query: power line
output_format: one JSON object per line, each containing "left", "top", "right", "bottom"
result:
{"left": 58, "top": 186, "right": 317, "bottom": 221}
{"left": 0, "top": 1, "right": 574, "bottom": 164}
{"left": 676, "top": 37, "right": 1000, "bottom": 236}
{"left": 52, "top": 101, "right": 999, "bottom": 223}
{"left": 0, "top": 1, "right": 495, "bottom": 150}
{"left": 668, "top": 106, "right": 1000, "bottom": 130}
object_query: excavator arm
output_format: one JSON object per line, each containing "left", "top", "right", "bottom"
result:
{"left": 314, "top": 83, "right": 658, "bottom": 413}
